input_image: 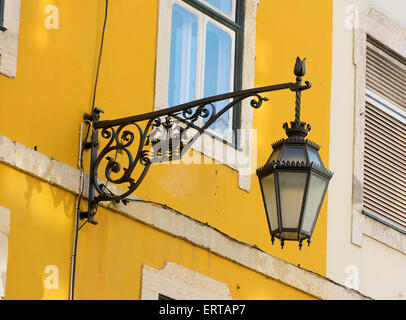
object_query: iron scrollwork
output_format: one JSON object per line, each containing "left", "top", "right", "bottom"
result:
{"left": 81, "top": 58, "right": 312, "bottom": 224}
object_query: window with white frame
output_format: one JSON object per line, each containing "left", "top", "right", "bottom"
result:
{"left": 363, "top": 37, "right": 406, "bottom": 232}
{"left": 155, "top": 0, "right": 258, "bottom": 191}
{"left": 141, "top": 262, "right": 232, "bottom": 300}
{"left": 0, "top": 0, "right": 21, "bottom": 77}
{"left": 163, "top": 0, "right": 244, "bottom": 146}
{"left": 0, "top": 206, "right": 10, "bottom": 299}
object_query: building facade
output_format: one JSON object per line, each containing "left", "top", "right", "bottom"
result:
{"left": 327, "top": 0, "right": 406, "bottom": 300}
{"left": 0, "top": 0, "right": 403, "bottom": 300}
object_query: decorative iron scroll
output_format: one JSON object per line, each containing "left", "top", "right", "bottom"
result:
{"left": 82, "top": 58, "right": 311, "bottom": 223}
{"left": 88, "top": 93, "right": 276, "bottom": 204}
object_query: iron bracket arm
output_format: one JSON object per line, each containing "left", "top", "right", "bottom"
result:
{"left": 80, "top": 58, "right": 311, "bottom": 225}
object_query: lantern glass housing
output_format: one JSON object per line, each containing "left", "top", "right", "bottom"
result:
{"left": 257, "top": 121, "right": 333, "bottom": 249}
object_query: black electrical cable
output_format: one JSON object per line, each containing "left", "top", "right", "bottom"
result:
{"left": 91, "top": 0, "right": 109, "bottom": 113}
{"left": 77, "top": 220, "right": 88, "bottom": 231}
{"left": 115, "top": 195, "right": 267, "bottom": 253}
{"left": 84, "top": 0, "right": 113, "bottom": 199}
{"left": 70, "top": 0, "right": 109, "bottom": 301}
{"left": 80, "top": 0, "right": 109, "bottom": 168}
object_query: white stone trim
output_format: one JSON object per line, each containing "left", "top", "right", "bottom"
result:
{"left": 0, "top": 206, "right": 10, "bottom": 299}
{"left": 0, "top": 133, "right": 369, "bottom": 299}
{"left": 0, "top": 135, "right": 81, "bottom": 195}
{"left": 0, "top": 135, "right": 136, "bottom": 202}
{"left": 351, "top": 7, "right": 406, "bottom": 253}
{"left": 141, "top": 261, "right": 232, "bottom": 300}
{"left": 154, "top": 0, "right": 260, "bottom": 192}
{"left": 0, "top": 0, "right": 21, "bottom": 78}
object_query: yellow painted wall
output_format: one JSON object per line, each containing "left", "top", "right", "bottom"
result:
{"left": 0, "top": 0, "right": 332, "bottom": 299}
{"left": 76, "top": 206, "right": 317, "bottom": 300}
{"left": 0, "top": 163, "right": 316, "bottom": 300}
{"left": 0, "top": 163, "right": 74, "bottom": 300}
{"left": 254, "top": 0, "right": 333, "bottom": 271}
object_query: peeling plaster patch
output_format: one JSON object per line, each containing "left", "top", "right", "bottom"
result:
{"left": 158, "top": 168, "right": 195, "bottom": 197}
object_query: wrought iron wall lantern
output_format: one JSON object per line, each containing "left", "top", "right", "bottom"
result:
{"left": 81, "top": 57, "right": 333, "bottom": 249}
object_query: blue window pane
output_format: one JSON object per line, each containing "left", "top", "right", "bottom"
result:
{"left": 280, "top": 147, "right": 307, "bottom": 163}
{"left": 168, "top": 4, "right": 198, "bottom": 106}
{"left": 205, "top": 0, "right": 232, "bottom": 15}
{"left": 203, "top": 22, "right": 232, "bottom": 134}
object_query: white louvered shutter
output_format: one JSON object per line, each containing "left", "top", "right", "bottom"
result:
{"left": 364, "top": 38, "right": 406, "bottom": 229}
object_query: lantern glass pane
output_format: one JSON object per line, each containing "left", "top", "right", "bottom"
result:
{"left": 278, "top": 171, "right": 307, "bottom": 229}
{"left": 301, "top": 173, "right": 328, "bottom": 234}
{"left": 281, "top": 232, "right": 299, "bottom": 240}
{"left": 261, "top": 174, "right": 278, "bottom": 232}
{"left": 307, "top": 149, "right": 322, "bottom": 166}
{"left": 269, "top": 148, "right": 281, "bottom": 163}
{"left": 281, "top": 147, "right": 307, "bottom": 163}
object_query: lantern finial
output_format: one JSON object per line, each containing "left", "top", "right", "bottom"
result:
{"left": 286, "top": 57, "right": 312, "bottom": 138}
{"left": 294, "top": 57, "right": 306, "bottom": 77}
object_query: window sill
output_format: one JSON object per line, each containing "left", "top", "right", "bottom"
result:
{"left": 352, "top": 208, "right": 406, "bottom": 255}
{"left": 203, "top": 130, "right": 243, "bottom": 152}
{"left": 362, "top": 210, "right": 406, "bottom": 236}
